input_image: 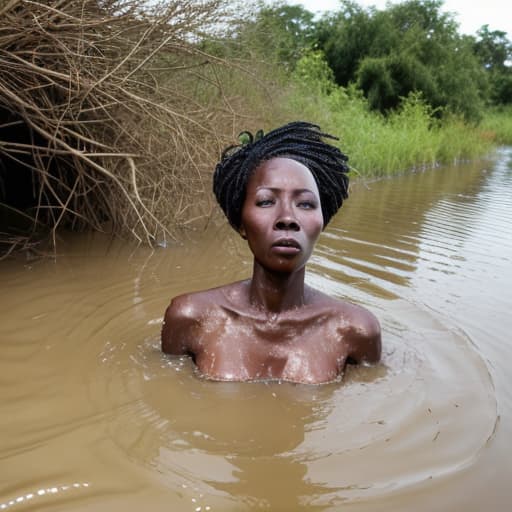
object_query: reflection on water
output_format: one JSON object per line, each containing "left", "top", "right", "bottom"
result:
{"left": 310, "top": 151, "right": 492, "bottom": 299}
{"left": 1, "top": 148, "right": 511, "bottom": 511}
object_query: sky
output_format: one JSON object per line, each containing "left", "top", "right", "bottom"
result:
{"left": 296, "top": 0, "right": 512, "bottom": 38}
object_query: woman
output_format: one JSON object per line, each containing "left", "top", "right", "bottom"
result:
{"left": 161, "top": 121, "right": 381, "bottom": 384}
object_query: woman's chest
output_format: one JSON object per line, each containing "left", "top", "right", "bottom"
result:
{"left": 194, "top": 316, "right": 348, "bottom": 383}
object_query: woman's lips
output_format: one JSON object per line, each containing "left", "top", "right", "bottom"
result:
{"left": 271, "top": 238, "right": 301, "bottom": 255}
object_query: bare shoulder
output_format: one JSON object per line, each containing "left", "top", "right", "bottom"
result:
{"left": 339, "top": 300, "right": 381, "bottom": 364}
{"left": 164, "top": 280, "right": 244, "bottom": 320}
{"left": 161, "top": 291, "right": 205, "bottom": 355}
{"left": 164, "top": 290, "right": 210, "bottom": 323}
{"left": 310, "top": 288, "right": 382, "bottom": 364}
{"left": 161, "top": 281, "right": 246, "bottom": 355}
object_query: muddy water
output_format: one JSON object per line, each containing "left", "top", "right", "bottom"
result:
{"left": 1, "top": 148, "right": 511, "bottom": 511}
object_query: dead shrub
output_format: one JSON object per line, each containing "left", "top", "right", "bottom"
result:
{"left": 0, "top": 0, "right": 240, "bottom": 255}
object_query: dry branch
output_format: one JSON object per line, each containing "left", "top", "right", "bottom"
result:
{"left": 0, "top": 0, "right": 236, "bottom": 254}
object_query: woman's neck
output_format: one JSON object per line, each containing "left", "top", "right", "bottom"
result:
{"left": 248, "top": 261, "right": 306, "bottom": 314}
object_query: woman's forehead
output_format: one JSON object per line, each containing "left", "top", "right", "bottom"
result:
{"left": 249, "top": 157, "right": 319, "bottom": 194}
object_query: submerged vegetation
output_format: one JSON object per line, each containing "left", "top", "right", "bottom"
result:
{"left": 0, "top": 0, "right": 511, "bottom": 255}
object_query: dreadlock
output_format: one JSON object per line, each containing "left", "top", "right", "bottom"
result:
{"left": 213, "top": 121, "right": 349, "bottom": 230}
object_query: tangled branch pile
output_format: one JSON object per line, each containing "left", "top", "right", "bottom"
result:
{"left": 0, "top": 0, "right": 236, "bottom": 255}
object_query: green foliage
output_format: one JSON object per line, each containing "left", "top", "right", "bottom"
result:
{"left": 474, "top": 25, "right": 511, "bottom": 70}
{"left": 253, "top": 2, "right": 315, "bottom": 65}
{"left": 357, "top": 52, "right": 438, "bottom": 113}
{"left": 195, "top": 0, "right": 506, "bottom": 180}
{"left": 474, "top": 25, "right": 512, "bottom": 105}
{"left": 494, "top": 74, "right": 512, "bottom": 105}
{"left": 480, "top": 107, "right": 512, "bottom": 144}
{"left": 292, "top": 50, "right": 338, "bottom": 95}
{"left": 217, "top": 1, "right": 316, "bottom": 67}
{"left": 281, "top": 60, "right": 493, "bottom": 177}
{"left": 315, "top": 1, "right": 389, "bottom": 85}
{"left": 316, "top": 0, "right": 488, "bottom": 121}
{"left": 205, "top": 0, "right": 512, "bottom": 124}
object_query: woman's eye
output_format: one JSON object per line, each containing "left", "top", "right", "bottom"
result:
{"left": 297, "top": 201, "right": 317, "bottom": 209}
{"left": 256, "top": 199, "right": 274, "bottom": 207}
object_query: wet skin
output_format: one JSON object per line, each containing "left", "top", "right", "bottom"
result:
{"left": 162, "top": 157, "right": 381, "bottom": 384}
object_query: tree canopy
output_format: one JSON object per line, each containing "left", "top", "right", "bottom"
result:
{"left": 315, "top": 0, "right": 491, "bottom": 120}
{"left": 227, "top": 0, "right": 512, "bottom": 121}
{"left": 473, "top": 25, "right": 512, "bottom": 104}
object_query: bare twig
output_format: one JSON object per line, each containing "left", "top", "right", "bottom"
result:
{"left": 0, "top": 0, "right": 239, "bottom": 255}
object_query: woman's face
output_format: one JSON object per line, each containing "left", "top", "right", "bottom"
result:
{"left": 240, "top": 157, "right": 323, "bottom": 273}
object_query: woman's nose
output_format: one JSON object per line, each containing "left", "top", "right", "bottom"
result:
{"left": 274, "top": 212, "right": 300, "bottom": 231}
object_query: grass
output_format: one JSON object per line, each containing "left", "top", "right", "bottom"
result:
{"left": 480, "top": 107, "right": 512, "bottom": 145}
{"left": 222, "top": 49, "right": 500, "bottom": 178}
{"left": 274, "top": 71, "right": 497, "bottom": 177}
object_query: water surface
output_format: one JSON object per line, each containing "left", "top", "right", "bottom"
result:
{"left": 1, "top": 148, "right": 511, "bottom": 511}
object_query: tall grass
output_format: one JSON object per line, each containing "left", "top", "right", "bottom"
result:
{"left": 274, "top": 54, "right": 496, "bottom": 177}
{"left": 480, "top": 107, "right": 512, "bottom": 145}
{"left": 152, "top": 45, "right": 504, "bottom": 183}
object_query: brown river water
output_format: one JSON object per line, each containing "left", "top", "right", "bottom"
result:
{"left": 1, "top": 147, "right": 511, "bottom": 511}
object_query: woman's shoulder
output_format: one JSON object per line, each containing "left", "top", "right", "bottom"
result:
{"left": 309, "top": 288, "right": 381, "bottom": 363}
{"left": 309, "top": 287, "right": 376, "bottom": 324}
{"left": 162, "top": 282, "right": 247, "bottom": 355}
{"left": 165, "top": 280, "right": 248, "bottom": 322}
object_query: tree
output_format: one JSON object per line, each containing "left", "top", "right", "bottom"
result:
{"left": 316, "top": 0, "right": 488, "bottom": 120}
{"left": 315, "top": 1, "right": 391, "bottom": 86}
{"left": 230, "top": 2, "right": 316, "bottom": 68}
{"left": 473, "top": 25, "right": 512, "bottom": 104}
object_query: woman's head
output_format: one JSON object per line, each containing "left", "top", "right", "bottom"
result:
{"left": 213, "top": 121, "right": 349, "bottom": 231}
{"left": 240, "top": 157, "right": 324, "bottom": 274}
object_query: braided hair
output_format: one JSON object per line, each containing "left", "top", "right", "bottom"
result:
{"left": 213, "top": 121, "right": 349, "bottom": 231}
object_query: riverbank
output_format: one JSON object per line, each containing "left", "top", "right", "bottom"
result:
{"left": 251, "top": 59, "right": 509, "bottom": 178}
{"left": 481, "top": 106, "right": 512, "bottom": 145}
{"left": 1, "top": 0, "right": 509, "bottom": 255}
